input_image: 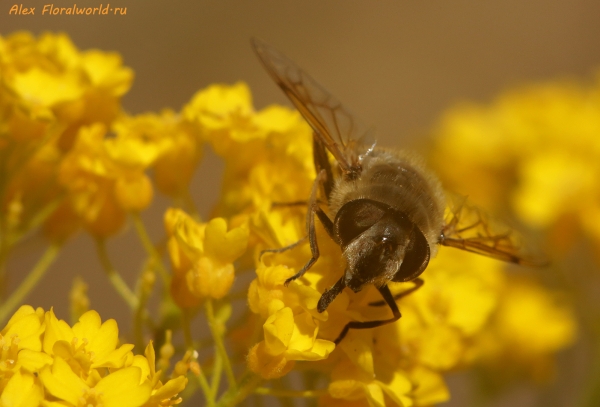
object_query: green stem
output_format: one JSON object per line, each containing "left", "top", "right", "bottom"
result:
{"left": 196, "top": 362, "right": 216, "bottom": 407}
{"left": 133, "top": 277, "right": 151, "bottom": 352}
{"left": 131, "top": 212, "right": 170, "bottom": 284}
{"left": 254, "top": 388, "right": 328, "bottom": 398}
{"left": 216, "top": 372, "right": 262, "bottom": 407}
{"left": 0, "top": 243, "right": 61, "bottom": 324}
{"left": 95, "top": 238, "right": 138, "bottom": 310}
{"left": 211, "top": 350, "right": 224, "bottom": 398}
{"left": 205, "top": 299, "right": 237, "bottom": 391}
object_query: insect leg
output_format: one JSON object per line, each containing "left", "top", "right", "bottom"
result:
{"left": 284, "top": 170, "right": 334, "bottom": 286}
{"left": 271, "top": 201, "right": 309, "bottom": 208}
{"left": 333, "top": 284, "right": 401, "bottom": 344}
{"left": 259, "top": 236, "right": 308, "bottom": 260}
{"left": 368, "top": 278, "right": 424, "bottom": 306}
{"left": 317, "top": 275, "right": 346, "bottom": 313}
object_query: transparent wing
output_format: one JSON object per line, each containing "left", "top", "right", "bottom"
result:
{"left": 440, "top": 194, "right": 547, "bottom": 266}
{"left": 252, "top": 38, "right": 374, "bottom": 175}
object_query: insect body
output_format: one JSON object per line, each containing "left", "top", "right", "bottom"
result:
{"left": 252, "top": 38, "right": 542, "bottom": 344}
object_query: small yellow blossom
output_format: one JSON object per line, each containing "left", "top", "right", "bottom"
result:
{"left": 165, "top": 209, "right": 249, "bottom": 306}
{"left": 0, "top": 305, "right": 51, "bottom": 392}
{"left": 186, "top": 83, "right": 313, "bottom": 216}
{"left": 40, "top": 356, "right": 152, "bottom": 407}
{"left": 42, "top": 309, "right": 134, "bottom": 380}
{"left": 0, "top": 31, "right": 133, "bottom": 149}
{"left": 112, "top": 111, "right": 202, "bottom": 198}
{"left": 56, "top": 123, "right": 156, "bottom": 237}
{"left": 131, "top": 342, "right": 188, "bottom": 407}
{"left": 248, "top": 306, "right": 335, "bottom": 379}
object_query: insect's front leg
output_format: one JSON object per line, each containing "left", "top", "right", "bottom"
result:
{"left": 368, "top": 278, "right": 424, "bottom": 306}
{"left": 333, "top": 284, "right": 401, "bottom": 344}
{"left": 284, "top": 169, "right": 334, "bottom": 286}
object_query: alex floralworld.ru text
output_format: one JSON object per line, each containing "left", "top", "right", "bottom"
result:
{"left": 9, "top": 4, "right": 127, "bottom": 15}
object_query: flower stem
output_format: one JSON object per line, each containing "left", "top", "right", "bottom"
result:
{"left": 211, "top": 350, "right": 224, "bottom": 398}
{"left": 216, "top": 372, "right": 262, "bottom": 407}
{"left": 254, "top": 387, "right": 328, "bottom": 398}
{"left": 95, "top": 238, "right": 138, "bottom": 310}
{"left": 131, "top": 212, "right": 170, "bottom": 284}
{"left": 205, "top": 299, "right": 237, "bottom": 391}
{"left": 0, "top": 243, "right": 61, "bottom": 324}
{"left": 196, "top": 362, "right": 216, "bottom": 407}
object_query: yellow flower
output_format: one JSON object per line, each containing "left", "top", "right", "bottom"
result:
{"left": 324, "top": 330, "right": 449, "bottom": 407}
{"left": 472, "top": 276, "right": 577, "bottom": 382}
{"left": 0, "top": 31, "right": 133, "bottom": 244}
{"left": 42, "top": 309, "right": 134, "bottom": 380}
{"left": 131, "top": 342, "right": 188, "bottom": 407}
{"left": 248, "top": 306, "right": 335, "bottom": 379}
{"left": 56, "top": 123, "right": 155, "bottom": 237}
{"left": 40, "top": 356, "right": 152, "bottom": 407}
{"left": 0, "top": 31, "right": 133, "bottom": 150}
{"left": 165, "top": 209, "right": 249, "bottom": 306}
{"left": 113, "top": 111, "right": 202, "bottom": 198}
{"left": 429, "top": 73, "right": 600, "bottom": 253}
{"left": 0, "top": 368, "right": 44, "bottom": 407}
{"left": 0, "top": 305, "right": 52, "bottom": 393}
{"left": 185, "top": 83, "right": 313, "bottom": 217}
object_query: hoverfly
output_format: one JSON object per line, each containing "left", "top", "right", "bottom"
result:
{"left": 252, "top": 38, "right": 543, "bottom": 344}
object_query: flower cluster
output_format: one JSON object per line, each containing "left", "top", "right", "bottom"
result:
{"left": 0, "top": 31, "right": 208, "bottom": 244}
{"left": 429, "top": 74, "right": 600, "bottom": 255}
{"left": 0, "top": 31, "right": 135, "bottom": 242}
{"left": 165, "top": 208, "right": 249, "bottom": 308}
{"left": 0, "top": 306, "right": 187, "bottom": 407}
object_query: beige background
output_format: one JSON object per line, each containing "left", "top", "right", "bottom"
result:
{"left": 2, "top": 1, "right": 599, "bottom": 406}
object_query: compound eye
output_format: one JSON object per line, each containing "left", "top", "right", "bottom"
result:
{"left": 392, "top": 226, "right": 431, "bottom": 282}
{"left": 335, "top": 200, "right": 386, "bottom": 247}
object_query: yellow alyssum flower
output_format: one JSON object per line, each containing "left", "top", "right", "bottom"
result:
{"left": 56, "top": 123, "right": 155, "bottom": 237}
{"left": 42, "top": 308, "right": 134, "bottom": 381}
{"left": 0, "top": 31, "right": 133, "bottom": 245}
{"left": 40, "top": 356, "right": 151, "bottom": 407}
{"left": 165, "top": 208, "right": 249, "bottom": 307}
{"left": 429, "top": 73, "right": 600, "bottom": 253}
{"left": 0, "top": 31, "right": 133, "bottom": 149}
{"left": 131, "top": 342, "right": 188, "bottom": 407}
{"left": 0, "top": 305, "right": 49, "bottom": 393}
{"left": 185, "top": 82, "right": 313, "bottom": 216}
{"left": 0, "top": 306, "right": 188, "bottom": 406}
{"left": 247, "top": 270, "right": 335, "bottom": 378}
{"left": 113, "top": 110, "right": 203, "bottom": 198}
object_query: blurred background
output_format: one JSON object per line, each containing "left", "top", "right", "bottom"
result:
{"left": 2, "top": 1, "right": 600, "bottom": 406}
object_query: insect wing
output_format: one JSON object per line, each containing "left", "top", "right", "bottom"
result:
{"left": 440, "top": 194, "right": 547, "bottom": 266}
{"left": 252, "top": 38, "right": 374, "bottom": 174}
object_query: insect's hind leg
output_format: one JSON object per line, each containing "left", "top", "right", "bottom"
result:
{"left": 283, "top": 170, "right": 334, "bottom": 287}
{"left": 368, "top": 278, "right": 424, "bottom": 307}
{"left": 334, "top": 284, "right": 401, "bottom": 344}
